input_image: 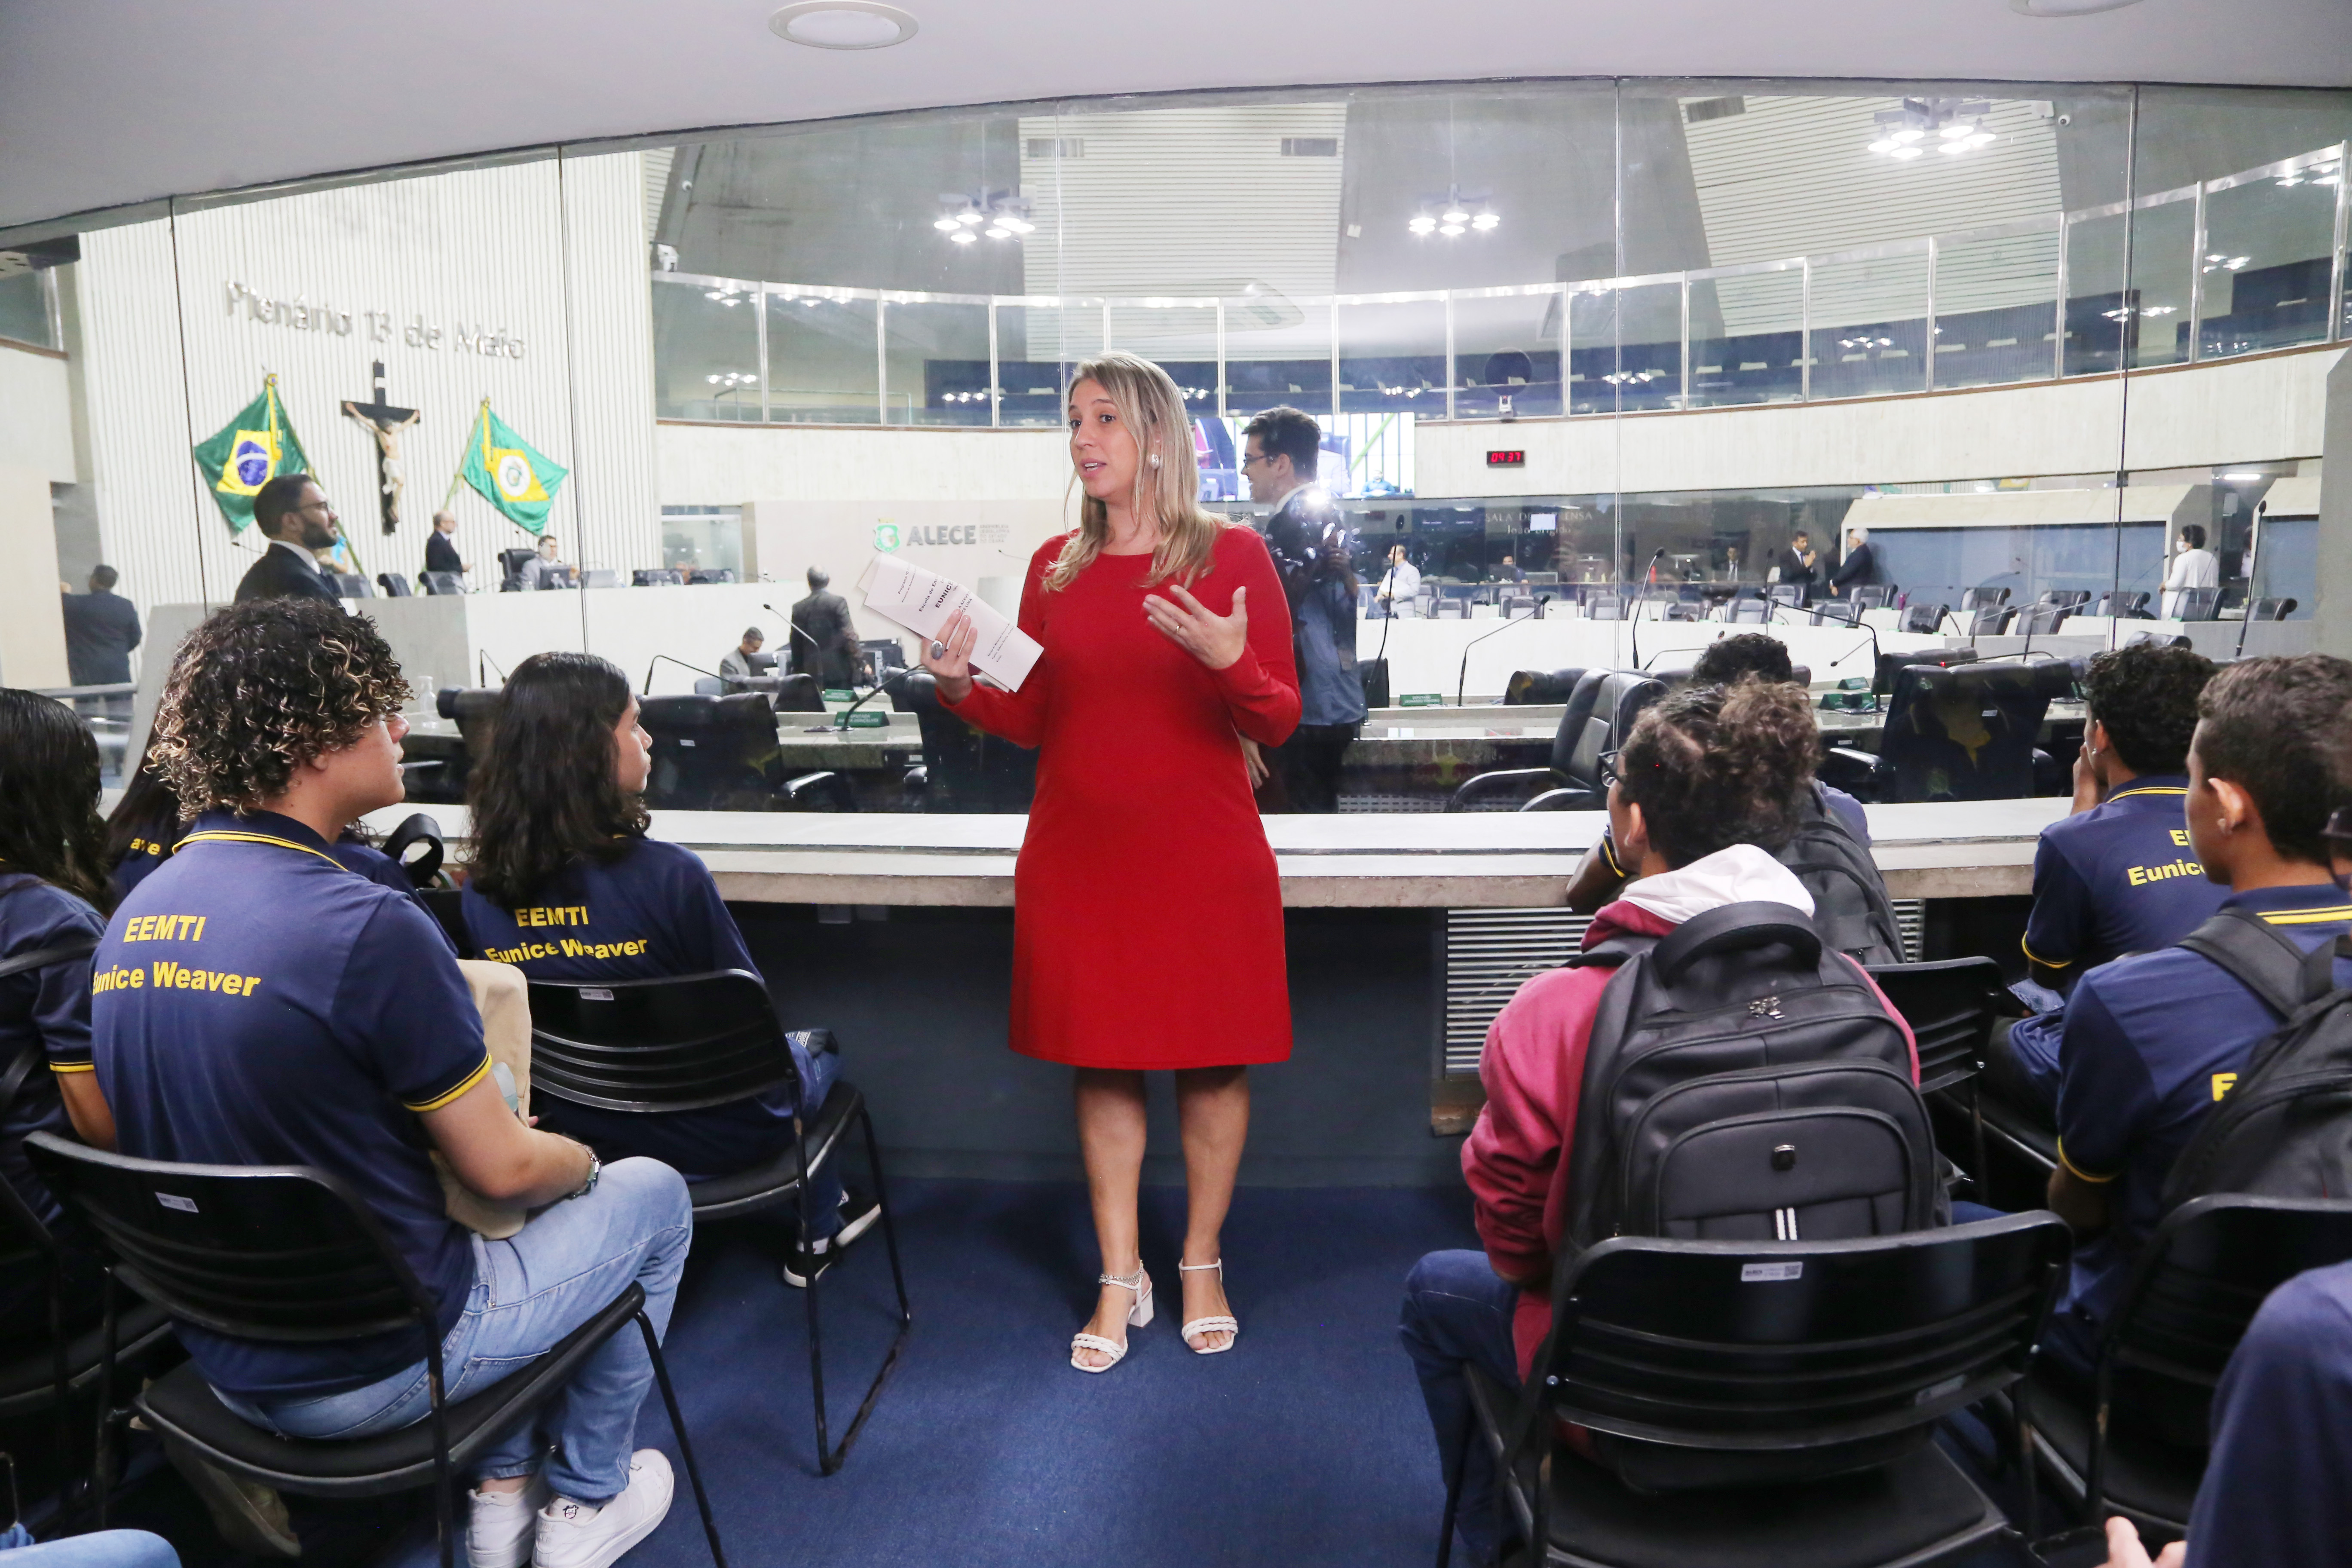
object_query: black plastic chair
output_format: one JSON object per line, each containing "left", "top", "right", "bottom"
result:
{"left": 1961, "top": 585, "right": 2013, "bottom": 612}
{"left": 1525, "top": 673, "right": 1667, "bottom": 812}
{"left": 2038, "top": 590, "right": 2093, "bottom": 609}
{"left": 2093, "top": 590, "right": 2150, "bottom": 619}
{"left": 525, "top": 973, "right": 910, "bottom": 1476}
{"left": 2025, "top": 1195, "right": 2352, "bottom": 1543}
{"left": 2234, "top": 597, "right": 2297, "bottom": 658}
{"left": 23, "top": 1132, "right": 725, "bottom": 1568}
{"left": 1583, "top": 593, "right": 1624, "bottom": 622}
{"left": 2019, "top": 603, "right": 2072, "bottom": 637}
{"left": 497, "top": 548, "right": 537, "bottom": 592}
{"left": 2167, "top": 586, "right": 2221, "bottom": 622}
{"left": 1726, "top": 598, "right": 1771, "bottom": 624}
{"left": 1899, "top": 602, "right": 1949, "bottom": 634}
{"left": 1447, "top": 1214, "right": 2072, "bottom": 1568}
{"left": 1446, "top": 670, "right": 1611, "bottom": 812}
{"left": 1864, "top": 957, "right": 2003, "bottom": 1191}
{"left": 329, "top": 574, "right": 374, "bottom": 599}
{"left": 1851, "top": 585, "right": 1893, "bottom": 610}
{"left": 1501, "top": 668, "right": 1586, "bottom": 706}
{"left": 376, "top": 573, "right": 412, "bottom": 597}
{"left": 1968, "top": 605, "right": 2018, "bottom": 637}
{"left": 419, "top": 571, "right": 465, "bottom": 596}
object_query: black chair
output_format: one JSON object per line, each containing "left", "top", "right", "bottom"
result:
{"left": 1449, "top": 671, "right": 1665, "bottom": 813}
{"left": 497, "top": 548, "right": 537, "bottom": 592}
{"left": 632, "top": 568, "right": 686, "bottom": 588}
{"left": 1968, "top": 605, "right": 2017, "bottom": 637}
{"left": 1810, "top": 601, "right": 1859, "bottom": 627}
{"left": 2038, "top": 590, "right": 2093, "bottom": 609}
{"left": 638, "top": 693, "right": 785, "bottom": 811}
{"left": 524, "top": 973, "right": 910, "bottom": 1476}
{"left": 1433, "top": 600, "right": 1467, "bottom": 620}
{"left": 891, "top": 671, "right": 1037, "bottom": 812}
{"left": 419, "top": 571, "right": 465, "bottom": 596}
{"left": 376, "top": 573, "right": 413, "bottom": 597}
{"left": 1501, "top": 668, "right": 1586, "bottom": 706}
{"left": 2167, "top": 586, "right": 2221, "bottom": 622}
{"left": 377, "top": 812, "right": 446, "bottom": 889}
{"left": 1765, "top": 583, "right": 1805, "bottom": 609}
{"left": 1960, "top": 585, "right": 2013, "bottom": 612}
{"left": 1659, "top": 602, "right": 1700, "bottom": 623}
{"left": 1842, "top": 660, "right": 2073, "bottom": 802}
{"left": 2233, "top": 596, "right": 2297, "bottom": 658}
{"left": 688, "top": 569, "right": 738, "bottom": 585}
{"left": 1583, "top": 593, "right": 1624, "bottom": 622}
{"left": 1447, "top": 671, "right": 1608, "bottom": 812}
{"left": 1850, "top": 584, "right": 1893, "bottom": 610}
{"left": 1448, "top": 1214, "right": 2072, "bottom": 1568}
{"left": 2024, "top": 1195, "right": 2352, "bottom": 1543}
{"left": 2093, "top": 590, "right": 2150, "bottom": 619}
{"left": 1864, "top": 957, "right": 2003, "bottom": 1192}
{"left": 2019, "top": 603, "right": 2072, "bottom": 637}
{"left": 2124, "top": 631, "right": 2192, "bottom": 650}
{"left": 1726, "top": 597, "right": 1771, "bottom": 625}
{"left": 23, "top": 1132, "right": 726, "bottom": 1568}
{"left": 330, "top": 574, "right": 373, "bottom": 598}
{"left": 1899, "top": 602, "right": 1949, "bottom": 634}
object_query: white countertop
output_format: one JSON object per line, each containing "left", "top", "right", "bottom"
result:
{"left": 366, "top": 797, "right": 2067, "bottom": 907}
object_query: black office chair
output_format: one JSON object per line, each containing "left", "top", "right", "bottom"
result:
{"left": 1448, "top": 671, "right": 1608, "bottom": 812}
{"left": 2093, "top": 590, "right": 2150, "bottom": 619}
{"left": 1850, "top": 584, "right": 1892, "bottom": 610}
{"left": 1864, "top": 957, "right": 2003, "bottom": 1192}
{"left": 1899, "top": 602, "right": 1949, "bottom": 634}
{"left": 891, "top": 672, "right": 1037, "bottom": 812}
{"left": 2024, "top": 1195, "right": 2352, "bottom": 1544}
{"left": 330, "top": 573, "right": 373, "bottom": 598}
{"left": 1810, "top": 601, "right": 1859, "bottom": 627}
{"left": 1968, "top": 605, "right": 2018, "bottom": 637}
{"left": 2168, "top": 586, "right": 2222, "bottom": 622}
{"left": 497, "top": 548, "right": 537, "bottom": 592}
{"left": 1765, "top": 583, "right": 1805, "bottom": 610}
{"left": 2124, "top": 630, "right": 2193, "bottom": 650}
{"left": 1433, "top": 600, "right": 1467, "bottom": 620}
{"left": 1960, "top": 585, "right": 2013, "bottom": 612}
{"left": 1499, "top": 595, "right": 1538, "bottom": 619}
{"left": 2019, "top": 603, "right": 2072, "bottom": 637}
{"left": 2038, "top": 590, "right": 2093, "bottom": 609}
{"left": 638, "top": 692, "right": 786, "bottom": 811}
{"left": 376, "top": 573, "right": 413, "bottom": 597}
{"left": 1583, "top": 593, "right": 1624, "bottom": 622}
{"left": 1449, "top": 671, "right": 1663, "bottom": 813}
{"left": 632, "top": 568, "right": 686, "bottom": 588}
{"left": 23, "top": 1132, "right": 726, "bottom": 1568}
{"left": 1659, "top": 602, "right": 1700, "bottom": 623}
{"left": 377, "top": 812, "right": 446, "bottom": 889}
{"left": 1446, "top": 1214, "right": 2072, "bottom": 1568}
{"left": 1839, "top": 660, "right": 2073, "bottom": 803}
{"left": 1726, "top": 598, "right": 1771, "bottom": 624}
{"left": 419, "top": 571, "right": 465, "bottom": 596}
{"left": 524, "top": 973, "right": 910, "bottom": 1476}
{"left": 1501, "top": 668, "right": 1586, "bottom": 706}
{"left": 688, "top": 569, "right": 737, "bottom": 585}
{"left": 2234, "top": 597, "right": 2297, "bottom": 658}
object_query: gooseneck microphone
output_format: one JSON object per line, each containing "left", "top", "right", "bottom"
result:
{"left": 643, "top": 654, "right": 722, "bottom": 695}
{"left": 1455, "top": 595, "right": 1553, "bottom": 706}
{"left": 1628, "top": 551, "right": 1667, "bottom": 671}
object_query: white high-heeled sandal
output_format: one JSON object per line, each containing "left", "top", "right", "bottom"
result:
{"left": 1177, "top": 1259, "right": 1238, "bottom": 1355}
{"left": 1070, "top": 1265, "right": 1153, "bottom": 1373}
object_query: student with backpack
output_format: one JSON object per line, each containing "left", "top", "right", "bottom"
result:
{"left": 1400, "top": 678, "right": 1926, "bottom": 1568}
{"left": 2041, "top": 654, "right": 2352, "bottom": 1382}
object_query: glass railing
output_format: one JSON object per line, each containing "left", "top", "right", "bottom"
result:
{"left": 652, "top": 141, "right": 2348, "bottom": 429}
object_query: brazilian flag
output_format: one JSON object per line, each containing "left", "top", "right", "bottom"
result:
{"left": 459, "top": 400, "right": 568, "bottom": 533}
{"left": 192, "top": 376, "right": 309, "bottom": 533}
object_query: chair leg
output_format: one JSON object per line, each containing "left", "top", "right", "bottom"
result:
{"left": 806, "top": 1104, "right": 913, "bottom": 1477}
{"left": 93, "top": 1268, "right": 117, "bottom": 1530}
{"left": 1969, "top": 1075, "right": 1991, "bottom": 1204}
{"left": 861, "top": 1105, "right": 912, "bottom": 1329}
{"left": 638, "top": 1312, "right": 729, "bottom": 1568}
{"left": 429, "top": 1341, "right": 453, "bottom": 1568}
{"left": 1435, "top": 1398, "right": 1472, "bottom": 1568}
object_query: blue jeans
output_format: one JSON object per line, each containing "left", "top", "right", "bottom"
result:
{"left": 0, "top": 1531, "right": 178, "bottom": 1566}
{"left": 1400, "top": 1250, "right": 1523, "bottom": 1568}
{"left": 217, "top": 1158, "right": 692, "bottom": 1504}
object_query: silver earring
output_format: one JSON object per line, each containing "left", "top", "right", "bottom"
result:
{"left": 1148, "top": 454, "right": 1161, "bottom": 468}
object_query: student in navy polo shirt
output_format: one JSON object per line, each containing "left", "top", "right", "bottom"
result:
{"left": 97, "top": 601, "right": 691, "bottom": 1568}
{"left": 107, "top": 746, "right": 421, "bottom": 904}
{"left": 0, "top": 689, "right": 119, "bottom": 1340}
{"left": 459, "top": 652, "right": 878, "bottom": 1289}
{"left": 2043, "top": 653, "right": 2352, "bottom": 1382}
{"left": 1986, "top": 644, "right": 2223, "bottom": 1118}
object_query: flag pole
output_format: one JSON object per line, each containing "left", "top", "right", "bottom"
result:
{"left": 444, "top": 398, "right": 489, "bottom": 509}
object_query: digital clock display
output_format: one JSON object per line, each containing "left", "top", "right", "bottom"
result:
{"left": 1486, "top": 450, "right": 1525, "bottom": 467}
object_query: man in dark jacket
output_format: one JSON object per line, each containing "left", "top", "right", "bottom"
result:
{"left": 790, "top": 567, "right": 861, "bottom": 689}
{"left": 1245, "top": 405, "right": 1364, "bottom": 812}
{"left": 1770, "top": 529, "right": 1817, "bottom": 605}
{"left": 60, "top": 565, "right": 141, "bottom": 687}
{"left": 233, "top": 475, "right": 343, "bottom": 604}
{"left": 423, "top": 511, "right": 467, "bottom": 581}
{"left": 1828, "top": 526, "right": 1880, "bottom": 598}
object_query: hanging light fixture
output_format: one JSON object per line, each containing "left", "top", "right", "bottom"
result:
{"left": 1410, "top": 184, "right": 1498, "bottom": 239}
{"left": 1868, "top": 98, "right": 1996, "bottom": 160}
{"left": 936, "top": 188, "right": 1033, "bottom": 246}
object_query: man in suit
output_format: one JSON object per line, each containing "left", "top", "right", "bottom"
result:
{"left": 424, "top": 511, "right": 467, "bottom": 581}
{"left": 60, "top": 565, "right": 142, "bottom": 687}
{"left": 790, "top": 568, "right": 861, "bottom": 689}
{"left": 514, "top": 533, "right": 574, "bottom": 591}
{"left": 233, "top": 475, "right": 343, "bottom": 604}
{"left": 1770, "top": 529, "right": 1818, "bottom": 606}
{"left": 1827, "top": 526, "right": 1879, "bottom": 599}
{"left": 1245, "top": 405, "right": 1365, "bottom": 812}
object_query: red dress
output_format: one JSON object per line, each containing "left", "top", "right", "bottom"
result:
{"left": 947, "top": 525, "right": 1301, "bottom": 1069}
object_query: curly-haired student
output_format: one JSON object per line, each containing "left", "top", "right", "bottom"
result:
{"left": 458, "top": 652, "right": 880, "bottom": 1288}
{"left": 95, "top": 600, "right": 689, "bottom": 1568}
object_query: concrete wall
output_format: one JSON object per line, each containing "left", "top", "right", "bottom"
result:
{"left": 0, "top": 463, "right": 69, "bottom": 686}
{"left": 0, "top": 339, "right": 75, "bottom": 483}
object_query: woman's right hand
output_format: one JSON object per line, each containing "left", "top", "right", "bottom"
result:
{"left": 920, "top": 610, "right": 978, "bottom": 703}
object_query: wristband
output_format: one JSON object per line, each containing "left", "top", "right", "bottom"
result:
{"left": 570, "top": 1147, "right": 601, "bottom": 1200}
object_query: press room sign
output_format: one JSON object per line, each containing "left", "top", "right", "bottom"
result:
{"left": 224, "top": 281, "right": 528, "bottom": 358}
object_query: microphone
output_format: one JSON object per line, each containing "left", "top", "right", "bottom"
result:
{"left": 643, "top": 654, "right": 723, "bottom": 694}
{"left": 1455, "top": 595, "right": 1553, "bottom": 705}
{"left": 477, "top": 650, "right": 507, "bottom": 687}
{"left": 829, "top": 663, "right": 926, "bottom": 730}
{"left": 1628, "top": 551, "right": 1666, "bottom": 671}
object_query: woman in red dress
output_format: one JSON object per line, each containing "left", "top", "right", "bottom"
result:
{"left": 921, "top": 352, "right": 1300, "bottom": 1372}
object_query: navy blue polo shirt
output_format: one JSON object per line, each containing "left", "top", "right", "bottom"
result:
{"left": 459, "top": 838, "right": 784, "bottom": 1178}
{"left": 2023, "top": 778, "right": 2228, "bottom": 977}
{"left": 2187, "top": 1259, "right": 2352, "bottom": 1568}
{"left": 2049, "top": 882, "right": 2352, "bottom": 1367}
{"left": 93, "top": 810, "right": 490, "bottom": 1400}
{"left": 0, "top": 871, "right": 104, "bottom": 1232}
{"left": 113, "top": 828, "right": 415, "bottom": 904}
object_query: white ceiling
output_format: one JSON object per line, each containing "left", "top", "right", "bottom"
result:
{"left": 4, "top": 0, "right": 2349, "bottom": 236}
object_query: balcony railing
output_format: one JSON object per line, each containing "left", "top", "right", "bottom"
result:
{"left": 651, "top": 140, "right": 2349, "bottom": 429}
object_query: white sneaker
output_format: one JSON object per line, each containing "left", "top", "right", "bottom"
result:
{"left": 534, "top": 1449, "right": 675, "bottom": 1568}
{"left": 467, "top": 1471, "right": 551, "bottom": 1568}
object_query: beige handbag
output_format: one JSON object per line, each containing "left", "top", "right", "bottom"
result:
{"left": 432, "top": 959, "right": 536, "bottom": 1239}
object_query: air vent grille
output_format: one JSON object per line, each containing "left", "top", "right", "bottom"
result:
{"left": 1683, "top": 96, "right": 1748, "bottom": 125}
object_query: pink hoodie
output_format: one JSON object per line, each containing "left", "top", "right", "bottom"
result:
{"left": 1463, "top": 845, "right": 1920, "bottom": 1374}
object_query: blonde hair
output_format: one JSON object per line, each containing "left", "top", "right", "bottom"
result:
{"left": 1045, "top": 352, "right": 1223, "bottom": 593}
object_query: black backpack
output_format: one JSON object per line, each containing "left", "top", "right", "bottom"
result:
{"left": 1775, "top": 785, "right": 1905, "bottom": 965}
{"left": 2160, "top": 909, "right": 2352, "bottom": 1209}
{"left": 1563, "top": 901, "right": 1939, "bottom": 1254}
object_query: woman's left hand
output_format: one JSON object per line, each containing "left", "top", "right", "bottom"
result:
{"left": 1145, "top": 583, "right": 1248, "bottom": 671}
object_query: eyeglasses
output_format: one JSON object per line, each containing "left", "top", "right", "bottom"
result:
{"left": 1240, "top": 452, "right": 1276, "bottom": 469}
{"left": 1598, "top": 749, "right": 1623, "bottom": 790}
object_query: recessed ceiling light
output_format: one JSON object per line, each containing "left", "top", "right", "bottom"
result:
{"left": 2009, "top": 0, "right": 2143, "bottom": 14}
{"left": 769, "top": 2, "right": 917, "bottom": 49}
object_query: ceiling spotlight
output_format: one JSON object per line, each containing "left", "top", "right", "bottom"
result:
{"left": 1889, "top": 146, "right": 1925, "bottom": 160}
{"left": 1410, "top": 183, "right": 1498, "bottom": 239}
{"left": 1442, "top": 207, "right": 1469, "bottom": 224}
{"left": 937, "top": 187, "right": 1033, "bottom": 246}
{"left": 1471, "top": 212, "right": 1500, "bottom": 231}
{"left": 949, "top": 230, "right": 976, "bottom": 245}
{"left": 932, "top": 217, "right": 960, "bottom": 232}
{"left": 984, "top": 227, "right": 1010, "bottom": 239}
{"left": 1439, "top": 223, "right": 1466, "bottom": 237}
{"left": 1408, "top": 214, "right": 1436, "bottom": 235}
{"left": 1871, "top": 98, "right": 1994, "bottom": 161}
{"left": 769, "top": 1, "right": 918, "bottom": 49}
{"left": 956, "top": 211, "right": 983, "bottom": 226}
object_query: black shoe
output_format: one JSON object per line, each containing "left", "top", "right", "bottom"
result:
{"left": 781, "top": 1190, "right": 883, "bottom": 1289}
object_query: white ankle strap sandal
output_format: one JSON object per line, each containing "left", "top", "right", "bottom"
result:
{"left": 1071, "top": 1265, "right": 1153, "bottom": 1373}
{"left": 1176, "top": 1259, "right": 1238, "bottom": 1355}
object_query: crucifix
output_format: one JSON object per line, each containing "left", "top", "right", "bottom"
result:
{"left": 340, "top": 361, "right": 420, "bottom": 537}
